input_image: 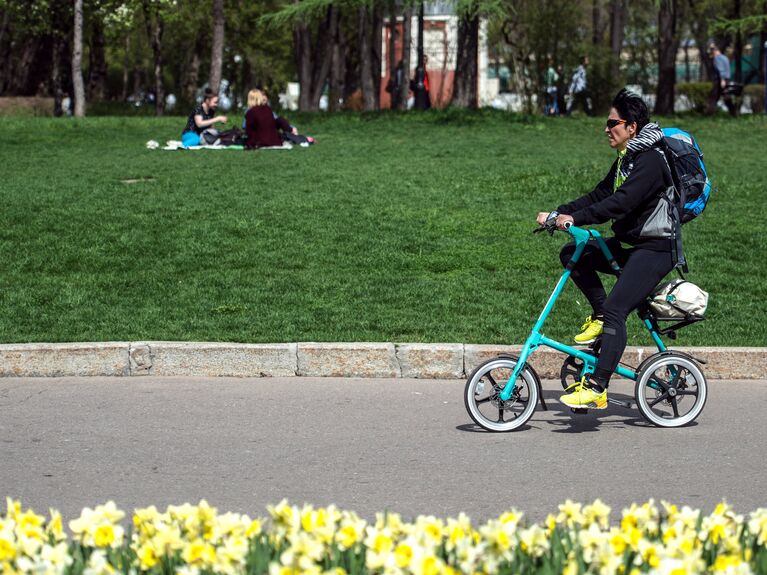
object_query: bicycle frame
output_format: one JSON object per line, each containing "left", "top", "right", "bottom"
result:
{"left": 498, "top": 225, "right": 667, "bottom": 402}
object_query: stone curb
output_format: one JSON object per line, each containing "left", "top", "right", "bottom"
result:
{"left": 0, "top": 342, "right": 765, "bottom": 379}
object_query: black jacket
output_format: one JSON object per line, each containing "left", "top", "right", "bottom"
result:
{"left": 557, "top": 148, "right": 676, "bottom": 251}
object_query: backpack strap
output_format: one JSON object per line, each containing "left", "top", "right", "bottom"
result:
{"left": 656, "top": 147, "right": 688, "bottom": 273}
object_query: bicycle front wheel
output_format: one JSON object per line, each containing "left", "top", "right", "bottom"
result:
{"left": 464, "top": 356, "right": 539, "bottom": 432}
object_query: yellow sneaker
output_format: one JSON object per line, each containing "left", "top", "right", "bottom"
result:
{"left": 574, "top": 315, "right": 604, "bottom": 344}
{"left": 559, "top": 379, "right": 607, "bottom": 409}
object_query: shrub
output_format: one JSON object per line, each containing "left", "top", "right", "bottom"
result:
{"left": 744, "top": 84, "right": 765, "bottom": 114}
{"left": 677, "top": 82, "right": 710, "bottom": 113}
{"left": 0, "top": 97, "right": 54, "bottom": 117}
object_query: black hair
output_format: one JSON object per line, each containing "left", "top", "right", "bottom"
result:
{"left": 611, "top": 88, "right": 649, "bottom": 130}
{"left": 203, "top": 87, "right": 217, "bottom": 101}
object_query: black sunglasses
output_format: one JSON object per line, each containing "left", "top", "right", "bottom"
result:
{"left": 606, "top": 118, "right": 627, "bottom": 129}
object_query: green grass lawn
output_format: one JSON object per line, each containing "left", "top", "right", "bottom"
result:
{"left": 1, "top": 111, "right": 765, "bottom": 346}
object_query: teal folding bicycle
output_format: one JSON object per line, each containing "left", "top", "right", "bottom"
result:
{"left": 464, "top": 220, "right": 708, "bottom": 431}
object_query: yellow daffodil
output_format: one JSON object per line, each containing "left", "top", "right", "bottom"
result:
{"left": 364, "top": 527, "right": 395, "bottom": 571}
{"left": 394, "top": 539, "right": 415, "bottom": 568}
{"left": 136, "top": 542, "right": 159, "bottom": 570}
{"left": 182, "top": 539, "right": 216, "bottom": 567}
{"left": 82, "top": 550, "right": 115, "bottom": 575}
{"left": 336, "top": 516, "right": 365, "bottom": 551}
{"left": 519, "top": 523, "right": 550, "bottom": 558}
{"left": 5, "top": 500, "right": 21, "bottom": 521}
{"left": 748, "top": 508, "right": 767, "bottom": 545}
{"left": 583, "top": 499, "right": 612, "bottom": 529}
{"left": 41, "top": 541, "right": 73, "bottom": 570}
{"left": 45, "top": 511, "right": 65, "bottom": 543}
{"left": 412, "top": 553, "right": 442, "bottom": 575}
{"left": 246, "top": 517, "right": 263, "bottom": 538}
{"left": 268, "top": 500, "right": 299, "bottom": 537}
{"left": 445, "top": 513, "right": 473, "bottom": 551}
{"left": 0, "top": 537, "right": 16, "bottom": 562}
{"left": 414, "top": 515, "right": 444, "bottom": 546}
{"left": 557, "top": 500, "right": 584, "bottom": 528}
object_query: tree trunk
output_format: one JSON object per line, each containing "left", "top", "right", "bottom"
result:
{"left": 689, "top": 9, "right": 713, "bottom": 82}
{"left": 0, "top": 9, "right": 7, "bottom": 49}
{"left": 0, "top": 9, "right": 8, "bottom": 89}
{"left": 328, "top": 8, "right": 345, "bottom": 111}
{"left": 310, "top": 6, "right": 336, "bottom": 106}
{"left": 9, "top": 38, "right": 40, "bottom": 94}
{"left": 0, "top": 10, "right": 11, "bottom": 94}
{"left": 295, "top": 19, "right": 314, "bottom": 110}
{"left": 655, "top": 0, "right": 679, "bottom": 115}
{"left": 88, "top": 18, "right": 107, "bottom": 100}
{"left": 371, "top": 3, "right": 383, "bottom": 109}
{"left": 143, "top": 0, "right": 165, "bottom": 116}
{"left": 398, "top": 4, "right": 411, "bottom": 110}
{"left": 608, "top": 0, "right": 625, "bottom": 79}
{"left": 733, "top": 0, "right": 742, "bottom": 83}
{"left": 452, "top": 7, "right": 479, "bottom": 108}
{"left": 294, "top": 5, "right": 335, "bottom": 112}
{"left": 760, "top": 3, "right": 767, "bottom": 85}
{"left": 387, "top": 5, "right": 397, "bottom": 109}
{"left": 52, "top": 33, "right": 64, "bottom": 115}
{"left": 760, "top": 28, "right": 766, "bottom": 84}
{"left": 359, "top": 5, "right": 376, "bottom": 110}
{"left": 184, "top": 48, "right": 201, "bottom": 103}
{"left": 72, "top": 0, "right": 86, "bottom": 116}
{"left": 592, "top": 0, "right": 603, "bottom": 45}
{"left": 122, "top": 35, "right": 130, "bottom": 101}
{"left": 209, "top": 0, "right": 225, "bottom": 92}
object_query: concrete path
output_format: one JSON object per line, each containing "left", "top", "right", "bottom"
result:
{"left": 1, "top": 376, "right": 766, "bottom": 523}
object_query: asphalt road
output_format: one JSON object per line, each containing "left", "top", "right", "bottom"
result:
{"left": 1, "top": 376, "right": 765, "bottom": 524}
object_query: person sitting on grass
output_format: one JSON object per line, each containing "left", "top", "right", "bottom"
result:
{"left": 181, "top": 88, "right": 228, "bottom": 147}
{"left": 242, "top": 89, "right": 314, "bottom": 148}
{"left": 243, "top": 89, "right": 295, "bottom": 149}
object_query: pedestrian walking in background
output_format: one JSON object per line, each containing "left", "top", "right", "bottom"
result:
{"left": 544, "top": 57, "right": 560, "bottom": 116}
{"left": 707, "top": 44, "right": 737, "bottom": 117}
{"left": 387, "top": 60, "right": 406, "bottom": 110}
{"left": 567, "top": 56, "right": 593, "bottom": 117}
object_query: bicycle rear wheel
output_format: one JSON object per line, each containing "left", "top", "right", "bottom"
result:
{"left": 634, "top": 351, "right": 707, "bottom": 428}
{"left": 464, "top": 356, "right": 539, "bottom": 432}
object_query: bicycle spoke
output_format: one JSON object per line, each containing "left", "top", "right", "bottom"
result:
{"left": 498, "top": 407, "right": 504, "bottom": 422}
{"left": 476, "top": 396, "right": 492, "bottom": 405}
{"left": 670, "top": 395, "right": 680, "bottom": 418}
{"left": 650, "top": 392, "right": 670, "bottom": 407}
{"left": 650, "top": 375, "right": 671, "bottom": 391}
{"left": 669, "top": 368, "right": 684, "bottom": 389}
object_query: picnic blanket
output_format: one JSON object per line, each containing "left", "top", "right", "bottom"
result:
{"left": 148, "top": 140, "right": 295, "bottom": 151}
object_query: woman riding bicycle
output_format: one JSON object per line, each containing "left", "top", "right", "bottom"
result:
{"left": 537, "top": 89, "right": 681, "bottom": 410}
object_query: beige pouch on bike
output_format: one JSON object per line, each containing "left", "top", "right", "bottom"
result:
{"left": 649, "top": 279, "right": 709, "bottom": 319}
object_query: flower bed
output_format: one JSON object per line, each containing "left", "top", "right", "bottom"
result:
{"left": 1, "top": 498, "right": 765, "bottom": 575}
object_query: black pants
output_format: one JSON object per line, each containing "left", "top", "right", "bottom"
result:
{"left": 567, "top": 91, "right": 592, "bottom": 116}
{"left": 708, "top": 82, "right": 737, "bottom": 117}
{"left": 559, "top": 238, "right": 675, "bottom": 385}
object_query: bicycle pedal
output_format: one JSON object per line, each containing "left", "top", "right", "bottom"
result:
{"left": 570, "top": 408, "right": 589, "bottom": 414}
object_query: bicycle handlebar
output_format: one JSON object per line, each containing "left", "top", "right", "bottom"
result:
{"left": 533, "top": 219, "right": 579, "bottom": 236}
